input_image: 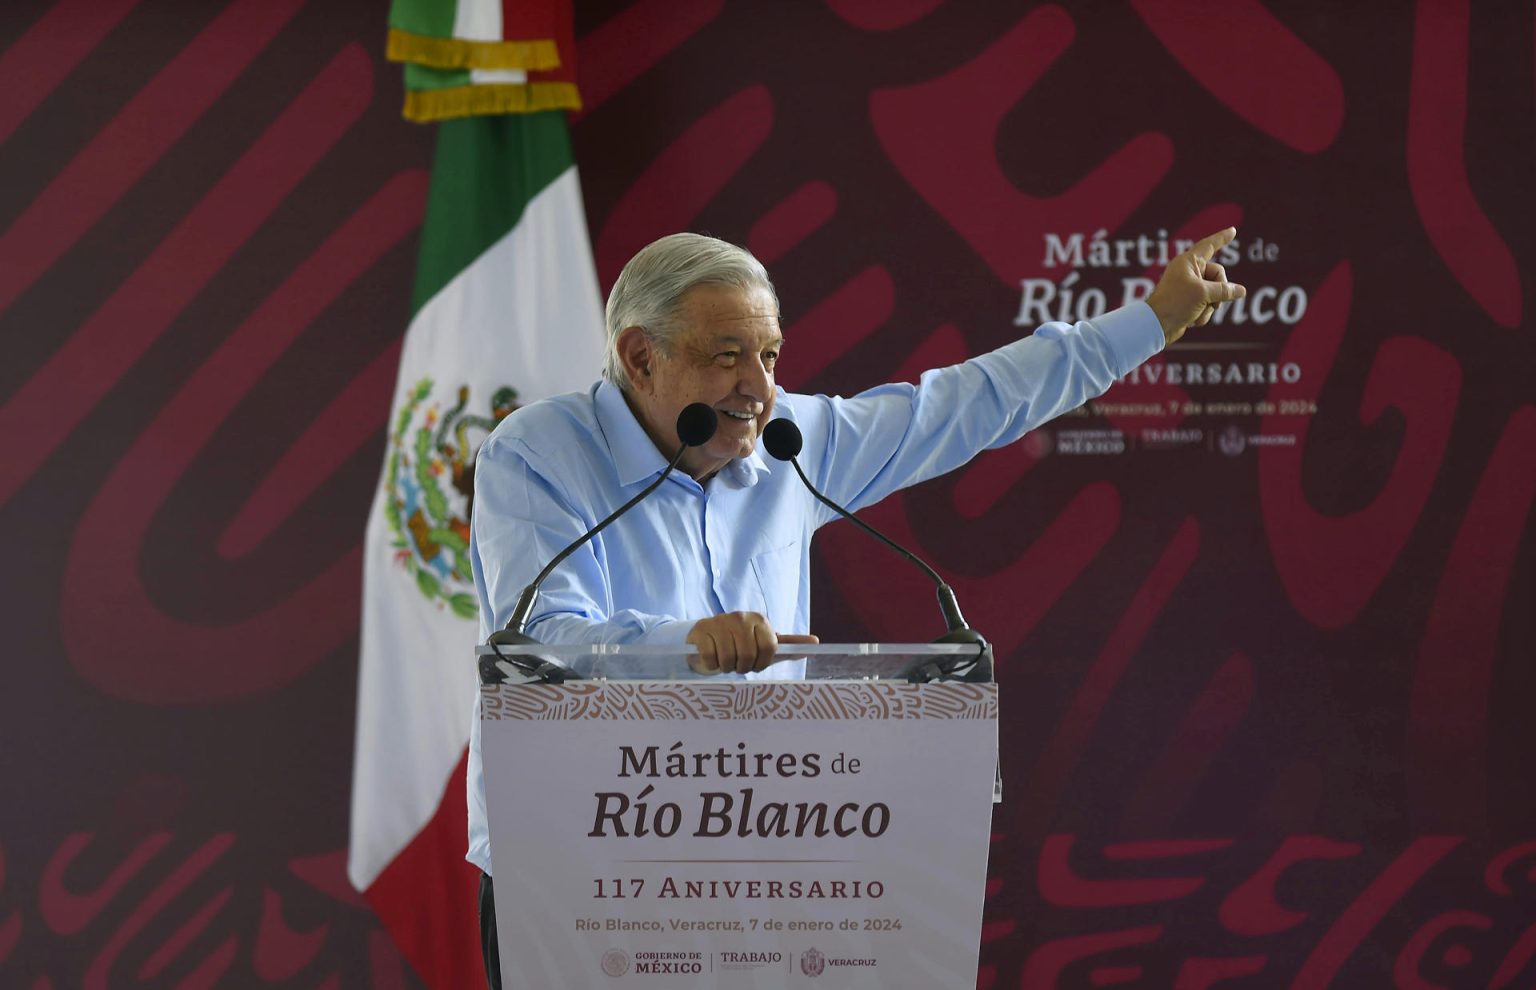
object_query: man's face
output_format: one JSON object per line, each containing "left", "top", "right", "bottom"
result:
{"left": 626, "top": 283, "right": 782, "bottom": 480}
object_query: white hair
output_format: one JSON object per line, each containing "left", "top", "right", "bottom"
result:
{"left": 602, "top": 233, "right": 779, "bottom": 390}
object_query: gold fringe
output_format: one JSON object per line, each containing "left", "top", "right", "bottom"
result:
{"left": 402, "top": 83, "right": 583, "bottom": 123}
{"left": 387, "top": 28, "right": 560, "bottom": 71}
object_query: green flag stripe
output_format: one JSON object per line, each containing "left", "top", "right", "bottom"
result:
{"left": 411, "top": 111, "right": 575, "bottom": 315}
{"left": 404, "top": 62, "right": 472, "bottom": 92}
{"left": 389, "top": 0, "right": 456, "bottom": 39}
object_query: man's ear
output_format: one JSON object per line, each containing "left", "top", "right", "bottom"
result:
{"left": 616, "top": 326, "right": 654, "bottom": 392}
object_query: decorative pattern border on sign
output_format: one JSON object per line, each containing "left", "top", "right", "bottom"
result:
{"left": 480, "top": 682, "right": 998, "bottom": 721}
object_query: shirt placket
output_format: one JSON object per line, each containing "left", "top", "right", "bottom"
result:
{"left": 698, "top": 481, "right": 729, "bottom": 617}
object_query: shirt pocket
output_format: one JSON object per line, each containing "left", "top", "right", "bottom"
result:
{"left": 747, "top": 540, "right": 803, "bottom": 631}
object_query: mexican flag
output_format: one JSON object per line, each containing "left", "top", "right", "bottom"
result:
{"left": 346, "top": 110, "right": 605, "bottom": 985}
{"left": 386, "top": 0, "right": 580, "bottom": 123}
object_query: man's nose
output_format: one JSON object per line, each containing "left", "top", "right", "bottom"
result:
{"left": 736, "top": 357, "right": 770, "bottom": 401}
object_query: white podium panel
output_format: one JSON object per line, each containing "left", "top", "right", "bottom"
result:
{"left": 482, "top": 680, "right": 998, "bottom": 988}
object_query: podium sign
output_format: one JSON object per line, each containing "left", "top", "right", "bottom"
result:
{"left": 482, "top": 676, "right": 998, "bottom": 988}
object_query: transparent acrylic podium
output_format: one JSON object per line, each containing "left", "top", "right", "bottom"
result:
{"left": 477, "top": 642, "right": 998, "bottom": 988}
{"left": 476, "top": 640, "right": 992, "bottom": 685}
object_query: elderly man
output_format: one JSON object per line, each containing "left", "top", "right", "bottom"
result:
{"left": 467, "top": 229, "right": 1244, "bottom": 986}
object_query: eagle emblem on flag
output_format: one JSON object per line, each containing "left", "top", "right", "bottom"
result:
{"left": 383, "top": 377, "right": 518, "bottom": 616}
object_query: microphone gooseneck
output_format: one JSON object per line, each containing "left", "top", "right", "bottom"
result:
{"left": 483, "top": 403, "right": 718, "bottom": 683}
{"left": 763, "top": 418, "right": 990, "bottom": 681}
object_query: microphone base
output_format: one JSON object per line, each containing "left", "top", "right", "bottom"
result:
{"left": 482, "top": 629, "right": 582, "bottom": 684}
{"left": 906, "top": 629, "right": 993, "bottom": 684}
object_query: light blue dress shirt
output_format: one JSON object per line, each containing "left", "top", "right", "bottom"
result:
{"left": 465, "top": 302, "right": 1163, "bottom": 873}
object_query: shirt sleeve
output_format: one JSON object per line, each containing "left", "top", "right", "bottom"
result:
{"left": 470, "top": 432, "right": 695, "bottom": 647}
{"left": 791, "top": 302, "right": 1163, "bottom": 518}
{"left": 467, "top": 421, "right": 697, "bottom": 878}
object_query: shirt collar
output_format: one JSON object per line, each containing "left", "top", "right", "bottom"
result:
{"left": 720, "top": 441, "right": 769, "bottom": 489}
{"left": 592, "top": 380, "right": 770, "bottom": 491}
{"left": 594, "top": 380, "right": 669, "bottom": 487}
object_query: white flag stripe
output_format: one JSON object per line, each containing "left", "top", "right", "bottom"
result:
{"left": 453, "top": 0, "right": 502, "bottom": 44}
{"left": 348, "top": 164, "right": 604, "bottom": 892}
{"left": 468, "top": 68, "right": 529, "bottom": 85}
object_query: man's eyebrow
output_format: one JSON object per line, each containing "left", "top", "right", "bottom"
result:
{"left": 708, "top": 335, "right": 785, "bottom": 349}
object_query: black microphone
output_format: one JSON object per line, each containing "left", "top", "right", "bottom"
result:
{"left": 482, "top": 403, "right": 718, "bottom": 684}
{"left": 761, "top": 417, "right": 990, "bottom": 683}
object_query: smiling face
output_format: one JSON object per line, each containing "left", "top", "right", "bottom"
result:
{"left": 618, "top": 283, "right": 782, "bottom": 481}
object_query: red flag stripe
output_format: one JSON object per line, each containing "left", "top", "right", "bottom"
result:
{"left": 362, "top": 749, "right": 483, "bottom": 990}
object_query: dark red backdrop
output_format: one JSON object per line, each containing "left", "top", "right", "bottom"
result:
{"left": 1, "top": 0, "right": 1531, "bottom": 986}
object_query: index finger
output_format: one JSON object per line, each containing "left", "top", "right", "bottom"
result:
{"left": 1188, "top": 226, "right": 1237, "bottom": 266}
{"left": 758, "top": 632, "right": 819, "bottom": 672}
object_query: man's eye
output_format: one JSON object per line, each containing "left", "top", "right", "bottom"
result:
{"left": 763, "top": 352, "right": 778, "bottom": 366}
{"left": 715, "top": 352, "right": 739, "bottom": 364}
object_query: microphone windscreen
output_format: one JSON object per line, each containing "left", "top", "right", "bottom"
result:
{"left": 762, "top": 418, "right": 803, "bottom": 460}
{"left": 676, "top": 403, "right": 718, "bottom": 447}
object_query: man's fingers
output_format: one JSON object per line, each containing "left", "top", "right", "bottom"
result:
{"left": 1188, "top": 226, "right": 1237, "bottom": 267}
{"left": 764, "top": 632, "right": 818, "bottom": 671}
{"left": 1197, "top": 261, "right": 1240, "bottom": 327}
{"left": 1145, "top": 228, "right": 1245, "bottom": 344}
{"left": 731, "top": 613, "right": 772, "bottom": 673}
{"left": 1204, "top": 278, "right": 1247, "bottom": 303}
{"left": 693, "top": 632, "right": 721, "bottom": 673}
{"left": 713, "top": 628, "right": 742, "bottom": 673}
{"left": 690, "top": 616, "right": 819, "bottom": 675}
{"left": 751, "top": 621, "right": 776, "bottom": 673}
